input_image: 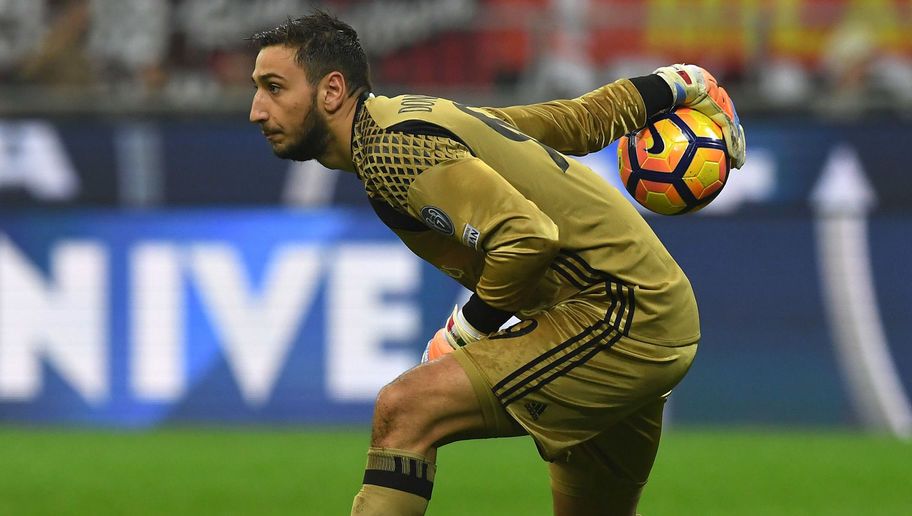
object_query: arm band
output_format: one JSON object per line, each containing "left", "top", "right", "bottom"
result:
{"left": 629, "top": 74, "right": 674, "bottom": 119}
{"left": 462, "top": 293, "right": 515, "bottom": 334}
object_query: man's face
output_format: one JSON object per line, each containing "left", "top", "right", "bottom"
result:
{"left": 249, "top": 45, "right": 330, "bottom": 161}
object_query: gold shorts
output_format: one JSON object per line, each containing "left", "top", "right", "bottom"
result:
{"left": 452, "top": 285, "right": 697, "bottom": 485}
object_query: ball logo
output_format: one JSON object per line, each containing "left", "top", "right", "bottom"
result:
{"left": 420, "top": 206, "right": 454, "bottom": 235}
{"left": 645, "top": 123, "right": 665, "bottom": 154}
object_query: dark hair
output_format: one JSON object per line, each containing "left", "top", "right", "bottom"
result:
{"left": 249, "top": 10, "right": 372, "bottom": 95}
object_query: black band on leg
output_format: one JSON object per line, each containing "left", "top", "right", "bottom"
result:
{"left": 362, "top": 454, "right": 435, "bottom": 500}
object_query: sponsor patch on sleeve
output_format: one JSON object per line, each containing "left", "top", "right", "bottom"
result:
{"left": 462, "top": 223, "right": 480, "bottom": 249}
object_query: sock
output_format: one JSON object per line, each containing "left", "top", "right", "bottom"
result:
{"left": 350, "top": 447, "right": 436, "bottom": 516}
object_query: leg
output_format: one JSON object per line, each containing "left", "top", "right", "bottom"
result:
{"left": 550, "top": 397, "right": 667, "bottom": 516}
{"left": 428, "top": 291, "right": 695, "bottom": 516}
{"left": 352, "top": 354, "right": 524, "bottom": 515}
{"left": 370, "top": 353, "right": 518, "bottom": 459}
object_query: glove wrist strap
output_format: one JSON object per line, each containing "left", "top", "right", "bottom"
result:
{"left": 446, "top": 306, "right": 486, "bottom": 347}
{"left": 453, "top": 307, "right": 486, "bottom": 342}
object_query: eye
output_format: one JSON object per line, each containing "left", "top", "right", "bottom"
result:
{"left": 268, "top": 83, "right": 281, "bottom": 94}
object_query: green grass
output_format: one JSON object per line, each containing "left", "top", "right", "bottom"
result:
{"left": 1, "top": 426, "right": 910, "bottom": 515}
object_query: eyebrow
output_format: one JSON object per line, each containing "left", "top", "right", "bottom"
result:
{"left": 252, "top": 72, "right": 285, "bottom": 84}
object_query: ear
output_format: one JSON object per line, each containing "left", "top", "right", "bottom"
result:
{"left": 320, "top": 71, "right": 347, "bottom": 114}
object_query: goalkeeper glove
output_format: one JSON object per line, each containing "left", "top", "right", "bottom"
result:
{"left": 420, "top": 305, "right": 487, "bottom": 363}
{"left": 653, "top": 64, "right": 746, "bottom": 169}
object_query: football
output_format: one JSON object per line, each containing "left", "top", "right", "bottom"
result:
{"left": 617, "top": 108, "right": 730, "bottom": 215}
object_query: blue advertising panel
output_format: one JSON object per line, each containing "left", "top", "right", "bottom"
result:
{"left": 1, "top": 209, "right": 910, "bottom": 428}
{"left": 0, "top": 210, "right": 459, "bottom": 426}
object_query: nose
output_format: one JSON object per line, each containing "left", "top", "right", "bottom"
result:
{"left": 249, "top": 91, "right": 268, "bottom": 124}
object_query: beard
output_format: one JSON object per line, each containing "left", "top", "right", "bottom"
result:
{"left": 272, "top": 93, "right": 331, "bottom": 162}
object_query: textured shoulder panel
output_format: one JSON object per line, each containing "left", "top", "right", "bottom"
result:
{"left": 352, "top": 96, "right": 473, "bottom": 210}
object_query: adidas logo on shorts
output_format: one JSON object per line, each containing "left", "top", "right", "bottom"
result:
{"left": 524, "top": 401, "right": 547, "bottom": 421}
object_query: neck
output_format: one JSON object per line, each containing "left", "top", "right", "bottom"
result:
{"left": 316, "top": 89, "right": 366, "bottom": 172}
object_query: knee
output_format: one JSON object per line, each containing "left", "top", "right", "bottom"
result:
{"left": 371, "top": 379, "right": 426, "bottom": 449}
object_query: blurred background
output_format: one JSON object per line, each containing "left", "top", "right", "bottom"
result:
{"left": 2, "top": 1, "right": 911, "bottom": 514}
{"left": 1, "top": 0, "right": 911, "bottom": 472}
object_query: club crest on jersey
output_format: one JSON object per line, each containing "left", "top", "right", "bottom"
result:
{"left": 421, "top": 206, "right": 454, "bottom": 235}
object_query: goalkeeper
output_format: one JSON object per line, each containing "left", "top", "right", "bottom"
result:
{"left": 249, "top": 11, "right": 745, "bottom": 516}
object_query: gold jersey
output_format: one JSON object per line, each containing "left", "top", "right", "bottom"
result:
{"left": 351, "top": 80, "right": 699, "bottom": 345}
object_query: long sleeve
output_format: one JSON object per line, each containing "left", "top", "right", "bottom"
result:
{"left": 483, "top": 79, "right": 647, "bottom": 156}
{"left": 405, "top": 157, "right": 560, "bottom": 313}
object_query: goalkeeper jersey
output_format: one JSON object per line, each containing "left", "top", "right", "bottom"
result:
{"left": 351, "top": 80, "right": 700, "bottom": 346}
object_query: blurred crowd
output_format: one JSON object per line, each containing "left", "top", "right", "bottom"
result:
{"left": 1, "top": 0, "right": 911, "bottom": 116}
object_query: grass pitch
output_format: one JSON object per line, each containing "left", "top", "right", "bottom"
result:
{"left": 1, "top": 426, "right": 909, "bottom": 515}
